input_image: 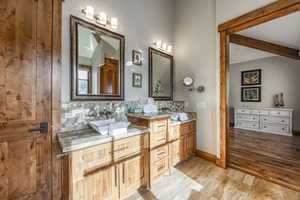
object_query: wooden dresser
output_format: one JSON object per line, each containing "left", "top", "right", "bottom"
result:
{"left": 128, "top": 115, "right": 197, "bottom": 187}
{"left": 234, "top": 108, "right": 293, "bottom": 136}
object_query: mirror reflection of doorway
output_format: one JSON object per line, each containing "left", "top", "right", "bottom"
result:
{"left": 100, "top": 58, "right": 119, "bottom": 95}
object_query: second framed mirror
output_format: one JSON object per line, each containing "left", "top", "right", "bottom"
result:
{"left": 149, "top": 47, "right": 174, "bottom": 101}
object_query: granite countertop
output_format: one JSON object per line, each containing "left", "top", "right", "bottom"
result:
{"left": 57, "top": 125, "right": 150, "bottom": 154}
{"left": 127, "top": 112, "right": 172, "bottom": 120}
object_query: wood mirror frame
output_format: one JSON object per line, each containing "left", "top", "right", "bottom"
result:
{"left": 149, "top": 47, "right": 174, "bottom": 101}
{"left": 70, "top": 15, "right": 125, "bottom": 101}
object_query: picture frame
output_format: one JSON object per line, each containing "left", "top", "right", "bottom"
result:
{"left": 241, "top": 69, "right": 261, "bottom": 86}
{"left": 132, "top": 50, "right": 142, "bottom": 65}
{"left": 241, "top": 87, "right": 261, "bottom": 102}
{"left": 132, "top": 73, "right": 142, "bottom": 88}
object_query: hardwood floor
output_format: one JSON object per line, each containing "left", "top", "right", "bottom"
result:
{"left": 127, "top": 157, "right": 300, "bottom": 200}
{"left": 230, "top": 128, "right": 300, "bottom": 192}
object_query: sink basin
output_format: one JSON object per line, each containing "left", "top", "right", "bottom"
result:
{"left": 88, "top": 119, "right": 131, "bottom": 137}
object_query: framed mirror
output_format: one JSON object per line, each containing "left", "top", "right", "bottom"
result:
{"left": 149, "top": 47, "right": 174, "bottom": 101}
{"left": 70, "top": 16, "right": 125, "bottom": 100}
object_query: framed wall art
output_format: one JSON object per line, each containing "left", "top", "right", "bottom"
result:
{"left": 132, "top": 73, "right": 142, "bottom": 88}
{"left": 241, "top": 87, "right": 261, "bottom": 102}
{"left": 241, "top": 69, "right": 261, "bottom": 86}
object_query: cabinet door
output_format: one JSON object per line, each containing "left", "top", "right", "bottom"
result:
{"left": 169, "top": 140, "right": 181, "bottom": 166}
{"left": 73, "top": 165, "right": 118, "bottom": 200}
{"left": 187, "top": 134, "right": 196, "bottom": 157}
{"left": 180, "top": 136, "right": 188, "bottom": 161}
{"left": 119, "top": 154, "right": 145, "bottom": 199}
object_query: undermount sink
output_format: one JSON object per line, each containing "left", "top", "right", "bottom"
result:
{"left": 88, "top": 119, "right": 131, "bottom": 137}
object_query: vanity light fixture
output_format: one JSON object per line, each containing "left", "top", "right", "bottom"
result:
{"left": 153, "top": 41, "right": 172, "bottom": 53}
{"left": 82, "top": 5, "right": 95, "bottom": 20}
{"left": 82, "top": 6, "right": 118, "bottom": 29}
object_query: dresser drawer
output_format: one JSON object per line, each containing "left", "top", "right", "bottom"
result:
{"left": 113, "top": 134, "right": 147, "bottom": 161}
{"left": 180, "top": 121, "right": 196, "bottom": 135}
{"left": 251, "top": 110, "right": 269, "bottom": 115}
{"left": 150, "top": 130, "right": 167, "bottom": 148}
{"left": 152, "top": 119, "right": 168, "bottom": 132}
{"left": 236, "top": 121, "right": 259, "bottom": 129}
{"left": 237, "top": 109, "right": 251, "bottom": 114}
{"left": 152, "top": 157, "right": 169, "bottom": 180}
{"left": 236, "top": 114, "right": 259, "bottom": 122}
{"left": 169, "top": 125, "right": 180, "bottom": 141}
{"left": 261, "top": 124, "right": 289, "bottom": 133}
{"left": 151, "top": 144, "right": 169, "bottom": 162}
{"left": 261, "top": 116, "right": 290, "bottom": 125}
{"left": 270, "top": 110, "right": 290, "bottom": 117}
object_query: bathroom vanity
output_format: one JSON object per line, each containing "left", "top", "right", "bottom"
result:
{"left": 58, "top": 114, "right": 197, "bottom": 200}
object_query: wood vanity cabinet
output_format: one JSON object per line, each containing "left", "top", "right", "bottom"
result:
{"left": 66, "top": 134, "right": 148, "bottom": 200}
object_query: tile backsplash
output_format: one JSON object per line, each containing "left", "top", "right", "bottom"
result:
{"left": 61, "top": 101, "right": 185, "bottom": 132}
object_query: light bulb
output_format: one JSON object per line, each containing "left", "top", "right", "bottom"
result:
{"left": 162, "top": 43, "right": 167, "bottom": 51}
{"left": 167, "top": 45, "right": 172, "bottom": 53}
{"left": 156, "top": 41, "right": 162, "bottom": 49}
{"left": 85, "top": 5, "right": 94, "bottom": 20}
{"left": 111, "top": 17, "right": 118, "bottom": 29}
{"left": 97, "top": 12, "right": 107, "bottom": 25}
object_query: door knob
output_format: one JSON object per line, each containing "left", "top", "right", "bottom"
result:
{"left": 28, "top": 122, "right": 49, "bottom": 134}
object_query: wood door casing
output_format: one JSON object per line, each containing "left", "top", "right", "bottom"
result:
{"left": 0, "top": 0, "right": 53, "bottom": 199}
{"left": 100, "top": 58, "right": 119, "bottom": 95}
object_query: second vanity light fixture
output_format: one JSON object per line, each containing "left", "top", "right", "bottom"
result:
{"left": 153, "top": 40, "right": 173, "bottom": 53}
{"left": 82, "top": 5, "right": 118, "bottom": 29}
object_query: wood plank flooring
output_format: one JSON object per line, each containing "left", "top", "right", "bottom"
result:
{"left": 127, "top": 157, "right": 300, "bottom": 200}
{"left": 230, "top": 128, "right": 300, "bottom": 192}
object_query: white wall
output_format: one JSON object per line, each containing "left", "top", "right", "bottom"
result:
{"left": 174, "top": 0, "right": 217, "bottom": 155}
{"left": 229, "top": 56, "right": 300, "bottom": 130}
{"left": 62, "top": 0, "right": 174, "bottom": 102}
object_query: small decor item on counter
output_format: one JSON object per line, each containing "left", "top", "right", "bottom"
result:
{"left": 241, "top": 87, "right": 261, "bottom": 102}
{"left": 132, "top": 73, "right": 142, "bottom": 88}
{"left": 274, "top": 93, "right": 285, "bottom": 107}
{"left": 142, "top": 98, "right": 158, "bottom": 114}
{"left": 132, "top": 50, "right": 142, "bottom": 65}
{"left": 241, "top": 69, "right": 262, "bottom": 86}
{"left": 178, "top": 113, "right": 189, "bottom": 121}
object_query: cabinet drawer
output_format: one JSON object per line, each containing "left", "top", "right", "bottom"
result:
{"left": 169, "top": 125, "right": 180, "bottom": 141}
{"left": 236, "top": 114, "right": 259, "bottom": 122}
{"left": 237, "top": 109, "right": 251, "bottom": 114}
{"left": 151, "top": 131, "right": 167, "bottom": 148}
{"left": 113, "top": 134, "right": 147, "bottom": 161}
{"left": 152, "top": 157, "right": 169, "bottom": 180}
{"left": 236, "top": 121, "right": 259, "bottom": 129}
{"left": 151, "top": 144, "right": 169, "bottom": 162}
{"left": 180, "top": 121, "right": 196, "bottom": 135}
{"left": 78, "top": 143, "right": 113, "bottom": 173}
{"left": 261, "top": 116, "right": 290, "bottom": 125}
{"left": 270, "top": 110, "right": 290, "bottom": 117}
{"left": 261, "top": 124, "right": 289, "bottom": 133}
{"left": 152, "top": 120, "right": 168, "bottom": 132}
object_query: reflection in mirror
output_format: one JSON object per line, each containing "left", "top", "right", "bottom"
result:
{"left": 71, "top": 16, "right": 124, "bottom": 100}
{"left": 149, "top": 47, "right": 173, "bottom": 100}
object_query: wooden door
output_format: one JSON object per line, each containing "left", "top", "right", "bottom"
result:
{"left": 0, "top": 0, "right": 53, "bottom": 199}
{"left": 100, "top": 58, "right": 119, "bottom": 94}
{"left": 119, "top": 154, "right": 145, "bottom": 199}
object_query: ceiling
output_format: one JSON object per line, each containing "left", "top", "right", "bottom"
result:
{"left": 230, "top": 11, "right": 300, "bottom": 64}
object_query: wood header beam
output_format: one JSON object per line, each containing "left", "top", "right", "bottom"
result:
{"left": 230, "top": 34, "right": 300, "bottom": 60}
{"left": 218, "top": 0, "right": 300, "bottom": 32}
